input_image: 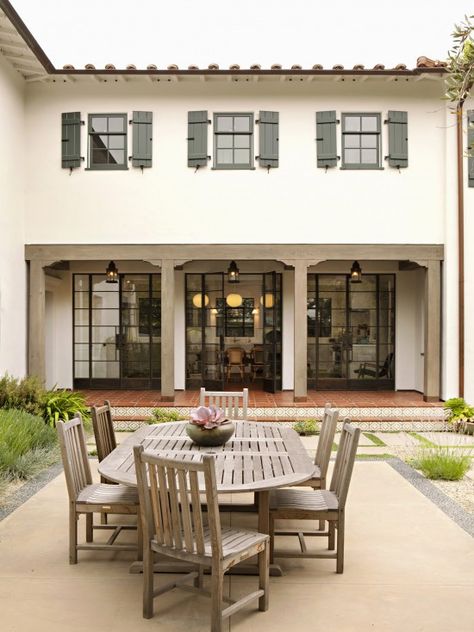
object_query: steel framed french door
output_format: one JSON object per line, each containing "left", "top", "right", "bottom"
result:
{"left": 262, "top": 272, "right": 282, "bottom": 393}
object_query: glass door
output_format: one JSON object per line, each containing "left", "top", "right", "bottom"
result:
{"left": 307, "top": 274, "right": 395, "bottom": 390}
{"left": 262, "top": 272, "right": 282, "bottom": 393}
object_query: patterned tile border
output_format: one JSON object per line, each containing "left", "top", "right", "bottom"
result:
{"left": 112, "top": 406, "right": 449, "bottom": 432}
{"left": 387, "top": 458, "right": 474, "bottom": 538}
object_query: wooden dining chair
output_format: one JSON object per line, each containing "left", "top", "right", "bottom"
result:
{"left": 269, "top": 421, "right": 360, "bottom": 573}
{"left": 57, "top": 415, "right": 141, "bottom": 564}
{"left": 199, "top": 387, "right": 248, "bottom": 420}
{"left": 134, "top": 446, "right": 270, "bottom": 631}
{"left": 225, "top": 346, "right": 245, "bottom": 381}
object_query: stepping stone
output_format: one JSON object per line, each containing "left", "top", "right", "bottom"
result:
{"left": 373, "top": 432, "right": 419, "bottom": 447}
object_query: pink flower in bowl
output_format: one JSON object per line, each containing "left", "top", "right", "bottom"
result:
{"left": 190, "top": 405, "right": 228, "bottom": 430}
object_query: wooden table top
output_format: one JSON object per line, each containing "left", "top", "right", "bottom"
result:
{"left": 98, "top": 421, "right": 315, "bottom": 493}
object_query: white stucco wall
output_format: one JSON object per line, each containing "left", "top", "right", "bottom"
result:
{"left": 463, "top": 99, "right": 474, "bottom": 403}
{"left": 0, "top": 55, "right": 26, "bottom": 378}
{"left": 24, "top": 79, "right": 447, "bottom": 245}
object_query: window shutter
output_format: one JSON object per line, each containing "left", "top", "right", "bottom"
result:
{"left": 316, "top": 111, "right": 338, "bottom": 167}
{"left": 387, "top": 110, "right": 408, "bottom": 168}
{"left": 258, "top": 111, "right": 279, "bottom": 168}
{"left": 131, "top": 111, "right": 152, "bottom": 168}
{"left": 61, "top": 112, "right": 82, "bottom": 169}
{"left": 187, "top": 111, "right": 209, "bottom": 167}
{"left": 468, "top": 111, "right": 474, "bottom": 187}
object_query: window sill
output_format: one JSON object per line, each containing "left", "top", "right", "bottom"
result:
{"left": 340, "top": 166, "right": 384, "bottom": 171}
{"left": 85, "top": 166, "right": 129, "bottom": 171}
{"left": 211, "top": 166, "right": 256, "bottom": 171}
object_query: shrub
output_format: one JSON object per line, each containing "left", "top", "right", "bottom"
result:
{"left": 42, "top": 388, "right": 91, "bottom": 430}
{"left": 0, "top": 409, "right": 58, "bottom": 480}
{"left": 293, "top": 419, "right": 319, "bottom": 436}
{"left": 444, "top": 397, "right": 474, "bottom": 427}
{"left": 0, "top": 373, "right": 44, "bottom": 416}
{"left": 150, "top": 408, "right": 186, "bottom": 423}
{"left": 413, "top": 447, "right": 471, "bottom": 481}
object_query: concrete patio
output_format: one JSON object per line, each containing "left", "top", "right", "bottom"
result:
{"left": 0, "top": 452, "right": 473, "bottom": 632}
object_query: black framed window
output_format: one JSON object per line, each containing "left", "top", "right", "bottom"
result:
{"left": 88, "top": 114, "right": 128, "bottom": 170}
{"left": 213, "top": 113, "right": 254, "bottom": 169}
{"left": 308, "top": 297, "right": 332, "bottom": 337}
{"left": 216, "top": 297, "right": 255, "bottom": 337}
{"left": 341, "top": 113, "right": 381, "bottom": 169}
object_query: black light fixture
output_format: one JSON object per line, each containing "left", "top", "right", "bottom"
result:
{"left": 350, "top": 260, "right": 362, "bottom": 284}
{"left": 227, "top": 260, "right": 240, "bottom": 283}
{"left": 105, "top": 260, "right": 119, "bottom": 283}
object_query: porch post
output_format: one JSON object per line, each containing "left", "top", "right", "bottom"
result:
{"left": 161, "top": 260, "right": 175, "bottom": 401}
{"left": 28, "top": 260, "right": 47, "bottom": 383}
{"left": 424, "top": 260, "right": 441, "bottom": 401}
{"left": 294, "top": 260, "right": 308, "bottom": 402}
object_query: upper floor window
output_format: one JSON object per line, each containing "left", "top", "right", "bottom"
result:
{"left": 341, "top": 113, "right": 381, "bottom": 170}
{"left": 213, "top": 113, "right": 254, "bottom": 169}
{"left": 88, "top": 114, "right": 128, "bottom": 170}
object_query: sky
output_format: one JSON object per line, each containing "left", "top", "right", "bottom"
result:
{"left": 12, "top": 0, "right": 474, "bottom": 70}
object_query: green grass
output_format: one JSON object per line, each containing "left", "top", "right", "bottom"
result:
{"left": 356, "top": 453, "right": 395, "bottom": 460}
{"left": 0, "top": 409, "right": 58, "bottom": 481}
{"left": 150, "top": 408, "right": 186, "bottom": 423}
{"left": 412, "top": 447, "right": 472, "bottom": 481}
{"left": 362, "top": 432, "right": 387, "bottom": 447}
{"left": 409, "top": 432, "right": 437, "bottom": 448}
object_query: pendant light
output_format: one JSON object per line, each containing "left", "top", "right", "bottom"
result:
{"left": 192, "top": 293, "right": 209, "bottom": 308}
{"left": 350, "top": 260, "right": 362, "bottom": 283}
{"left": 105, "top": 261, "right": 118, "bottom": 283}
{"left": 227, "top": 260, "right": 240, "bottom": 283}
{"left": 226, "top": 293, "right": 243, "bottom": 307}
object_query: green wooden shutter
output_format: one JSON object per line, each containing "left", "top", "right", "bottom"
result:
{"left": 387, "top": 110, "right": 408, "bottom": 168}
{"left": 187, "top": 111, "right": 209, "bottom": 167}
{"left": 316, "top": 111, "right": 338, "bottom": 167}
{"left": 468, "top": 111, "right": 474, "bottom": 187}
{"left": 131, "top": 111, "right": 152, "bottom": 168}
{"left": 258, "top": 111, "right": 279, "bottom": 168}
{"left": 61, "top": 112, "right": 82, "bottom": 169}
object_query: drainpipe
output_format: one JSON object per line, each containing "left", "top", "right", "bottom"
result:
{"left": 456, "top": 101, "right": 465, "bottom": 397}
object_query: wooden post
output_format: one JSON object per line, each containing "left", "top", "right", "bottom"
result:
{"left": 28, "top": 260, "right": 47, "bottom": 382}
{"left": 424, "top": 260, "right": 441, "bottom": 402}
{"left": 294, "top": 261, "right": 308, "bottom": 402}
{"left": 161, "top": 260, "right": 175, "bottom": 401}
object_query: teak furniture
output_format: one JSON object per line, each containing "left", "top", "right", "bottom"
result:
{"left": 269, "top": 421, "right": 360, "bottom": 573}
{"left": 225, "top": 347, "right": 245, "bottom": 381}
{"left": 134, "top": 447, "right": 269, "bottom": 631}
{"left": 56, "top": 415, "right": 141, "bottom": 564}
{"left": 199, "top": 387, "right": 248, "bottom": 420}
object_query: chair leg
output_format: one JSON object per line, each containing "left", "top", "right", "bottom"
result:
{"left": 86, "top": 513, "right": 93, "bottom": 543}
{"left": 318, "top": 519, "right": 325, "bottom": 531}
{"left": 142, "top": 544, "right": 154, "bottom": 619}
{"left": 269, "top": 516, "right": 275, "bottom": 564}
{"left": 258, "top": 543, "right": 269, "bottom": 611}
{"left": 69, "top": 505, "right": 78, "bottom": 565}
{"left": 101, "top": 512, "right": 108, "bottom": 525}
{"left": 210, "top": 563, "right": 224, "bottom": 632}
{"left": 328, "top": 521, "right": 335, "bottom": 550}
{"left": 336, "top": 514, "right": 345, "bottom": 574}
{"left": 136, "top": 514, "right": 143, "bottom": 562}
{"left": 194, "top": 564, "right": 204, "bottom": 589}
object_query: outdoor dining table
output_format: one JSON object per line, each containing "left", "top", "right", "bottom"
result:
{"left": 98, "top": 420, "right": 315, "bottom": 576}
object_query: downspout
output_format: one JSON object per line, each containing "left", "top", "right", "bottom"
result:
{"left": 456, "top": 101, "right": 465, "bottom": 397}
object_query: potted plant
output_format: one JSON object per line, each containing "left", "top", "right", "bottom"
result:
{"left": 186, "top": 405, "right": 235, "bottom": 447}
{"left": 443, "top": 397, "right": 474, "bottom": 434}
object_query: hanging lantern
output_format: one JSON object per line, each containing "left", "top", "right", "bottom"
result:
{"left": 192, "top": 293, "right": 209, "bottom": 308}
{"left": 227, "top": 260, "right": 240, "bottom": 283}
{"left": 260, "top": 293, "right": 274, "bottom": 308}
{"left": 105, "top": 260, "right": 118, "bottom": 283}
{"left": 226, "top": 293, "right": 243, "bottom": 307}
{"left": 350, "top": 260, "right": 362, "bottom": 283}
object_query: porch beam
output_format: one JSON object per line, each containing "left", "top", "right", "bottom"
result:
{"left": 25, "top": 243, "right": 444, "bottom": 263}
{"left": 424, "top": 260, "right": 441, "bottom": 401}
{"left": 294, "top": 261, "right": 308, "bottom": 401}
{"left": 161, "top": 260, "right": 175, "bottom": 401}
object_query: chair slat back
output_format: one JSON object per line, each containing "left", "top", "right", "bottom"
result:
{"left": 330, "top": 420, "right": 360, "bottom": 509}
{"left": 57, "top": 415, "right": 93, "bottom": 501}
{"left": 91, "top": 400, "right": 116, "bottom": 462}
{"left": 314, "top": 403, "right": 338, "bottom": 476}
{"left": 134, "top": 447, "right": 222, "bottom": 559}
{"left": 199, "top": 387, "right": 248, "bottom": 420}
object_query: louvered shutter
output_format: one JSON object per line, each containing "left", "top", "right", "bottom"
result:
{"left": 187, "top": 111, "right": 209, "bottom": 167}
{"left": 258, "top": 111, "right": 279, "bottom": 168}
{"left": 387, "top": 110, "right": 408, "bottom": 168}
{"left": 468, "top": 110, "right": 474, "bottom": 187}
{"left": 316, "top": 111, "right": 338, "bottom": 167}
{"left": 61, "top": 112, "right": 82, "bottom": 169}
{"left": 131, "top": 111, "right": 153, "bottom": 168}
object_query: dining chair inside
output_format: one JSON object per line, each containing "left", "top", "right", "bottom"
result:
{"left": 134, "top": 446, "right": 270, "bottom": 630}
{"left": 269, "top": 421, "right": 360, "bottom": 573}
{"left": 57, "top": 414, "right": 141, "bottom": 564}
